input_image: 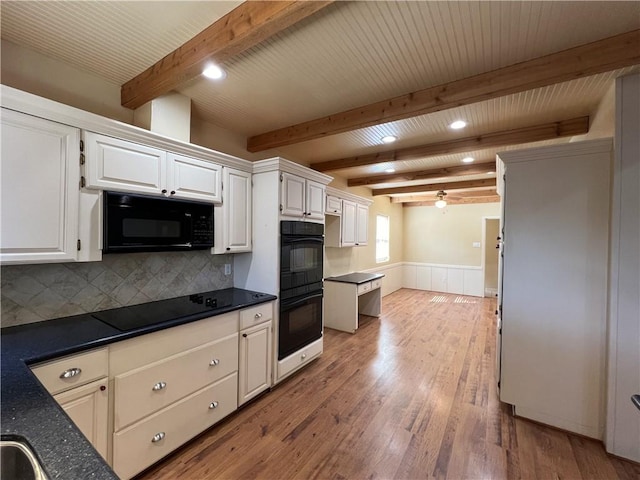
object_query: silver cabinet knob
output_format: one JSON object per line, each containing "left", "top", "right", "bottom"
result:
{"left": 151, "top": 432, "right": 165, "bottom": 443}
{"left": 254, "top": 312, "right": 263, "bottom": 319}
{"left": 152, "top": 381, "right": 167, "bottom": 391}
{"left": 209, "top": 401, "right": 219, "bottom": 409}
{"left": 209, "top": 359, "right": 220, "bottom": 366}
{"left": 301, "top": 353, "right": 307, "bottom": 360}
{"left": 60, "top": 367, "right": 82, "bottom": 379}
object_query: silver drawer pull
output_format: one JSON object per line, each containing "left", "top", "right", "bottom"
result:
{"left": 152, "top": 381, "right": 167, "bottom": 391}
{"left": 60, "top": 368, "right": 82, "bottom": 379}
{"left": 209, "top": 359, "right": 220, "bottom": 366}
{"left": 151, "top": 432, "right": 165, "bottom": 443}
{"left": 254, "top": 312, "right": 263, "bottom": 319}
{"left": 209, "top": 401, "right": 219, "bottom": 409}
{"left": 301, "top": 353, "right": 307, "bottom": 360}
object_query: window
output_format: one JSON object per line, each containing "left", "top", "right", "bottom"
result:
{"left": 376, "top": 214, "right": 390, "bottom": 263}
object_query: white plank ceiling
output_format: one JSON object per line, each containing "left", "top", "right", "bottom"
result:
{"left": 2, "top": 1, "right": 639, "bottom": 196}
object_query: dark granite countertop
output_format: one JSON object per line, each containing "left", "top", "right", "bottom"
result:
{"left": 1, "top": 287, "right": 277, "bottom": 480}
{"left": 324, "top": 272, "right": 385, "bottom": 285}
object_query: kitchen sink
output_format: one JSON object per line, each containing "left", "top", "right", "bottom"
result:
{"left": 0, "top": 439, "right": 48, "bottom": 480}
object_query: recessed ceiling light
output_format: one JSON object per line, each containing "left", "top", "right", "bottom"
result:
{"left": 381, "top": 135, "right": 397, "bottom": 144}
{"left": 385, "top": 168, "right": 396, "bottom": 173}
{"left": 202, "top": 63, "right": 226, "bottom": 80}
{"left": 450, "top": 120, "right": 467, "bottom": 130}
{"left": 462, "top": 157, "right": 475, "bottom": 163}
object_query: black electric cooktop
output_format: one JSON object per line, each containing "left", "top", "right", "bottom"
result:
{"left": 92, "top": 288, "right": 272, "bottom": 332}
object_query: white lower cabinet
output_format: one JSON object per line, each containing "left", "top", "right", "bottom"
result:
{"left": 31, "top": 348, "right": 109, "bottom": 460}
{"left": 0, "top": 109, "right": 81, "bottom": 264}
{"left": 238, "top": 303, "right": 273, "bottom": 405}
{"left": 277, "top": 337, "right": 323, "bottom": 381}
{"left": 54, "top": 378, "right": 109, "bottom": 460}
{"left": 109, "top": 312, "right": 240, "bottom": 479}
{"left": 112, "top": 373, "right": 237, "bottom": 480}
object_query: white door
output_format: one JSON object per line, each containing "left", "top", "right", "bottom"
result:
{"left": 84, "top": 131, "right": 166, "bottom": 195}
{"left": 280, "top": 172, "right": 305, "bottom": 218}
{"left": 341, "top": 200, "right": 357, "bottom": 246}
{"left": 1, "top": 109, "right": 80, "bottom": 264}
{"left": 166, "top": 153, "right": 222, "bottom": 203}
{"left": 355, "top": 203, "right": 369, "bottom": 246}
{"left": 54, "top": 378, "right": 109, "bottom": 460}
{"left": 305, "top": 180, "right": 325, "bottom": 221}
{"left": 224, "top": 168, "right": 252, "bottom": 252}
{"left": 238, "top": 322, "right": 272, "bottom": 405}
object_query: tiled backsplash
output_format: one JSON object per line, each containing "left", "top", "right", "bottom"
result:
{"left": 1, "top": 251, "right": 233, "bottom": 328}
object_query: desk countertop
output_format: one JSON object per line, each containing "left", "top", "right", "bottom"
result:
{"left": 324, "top": 272, "right": 385, "bottom": 285}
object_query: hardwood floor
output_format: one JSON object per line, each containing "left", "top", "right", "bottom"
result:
{"left": 139, "top": 289, "right": 639, "bottom": 480}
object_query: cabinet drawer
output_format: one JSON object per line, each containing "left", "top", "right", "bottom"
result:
{"left": 371, "top": 279, "right": 382, "bottom": 290}
{"left": 113, "top": 373, "right": 237, "bottom": 480}
{"left": 278, "top": 337, "right": 322, "bottom": 381}
{"left": 357, "top": 282, "right": 372, "bottom": 295}
{"left": 240, "top": 302, "right": 273, "bottom": 330}
{"left": 326, "top": 195, "right": 342, "bottom": 214}
{"left": 114, "top": 334, "right": 237, "bottom": 430}
{"left": 31, "top": 348, "right": 108, "bottom": 395}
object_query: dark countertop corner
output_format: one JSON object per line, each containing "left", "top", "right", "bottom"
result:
{"left": 1, "top": 287, "right": 277, "bottom": 480}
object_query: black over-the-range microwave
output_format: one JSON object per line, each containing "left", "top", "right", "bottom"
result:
{"left": 103, "top": 191, "right": 214, "bottom": 253}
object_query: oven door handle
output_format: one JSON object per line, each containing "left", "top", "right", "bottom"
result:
{"left": 283, "top": 237, "right": 324, "bottom": 244}
{"left": 281, "top": 292, "right": 323, "bottom": 309}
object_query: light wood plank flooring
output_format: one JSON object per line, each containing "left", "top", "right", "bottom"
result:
{"left": 139, "top": 289, "right": 639, "bottom": 479}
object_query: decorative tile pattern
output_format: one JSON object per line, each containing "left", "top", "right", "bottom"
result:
{"left": 0, "top": 251, "right": 233, "bottom": 328}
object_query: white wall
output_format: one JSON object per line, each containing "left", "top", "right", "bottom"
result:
{"left": 606, "top": 72, "right": 640, "bottom": 462}
{"left": 1, "top": 39, "right": 133, "bottom": 124}
{"left": 403, "top": 203, "right": 501, "bottom": 266}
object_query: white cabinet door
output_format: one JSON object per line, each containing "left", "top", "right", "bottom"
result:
{"left": 341, "top": 200, "right": 357, "bottom": 246}
{"left": 1, "top": 109, "right": 81, "bottom": 264}
{"left": 305, "top": 180, "right": 325, "bottom": 221}
{"left": 166, "top": 153, "right": 222, "bottom": 203}
{"left": 214, "top": 168, "right": 252, "bottom": 253}
{"left": 238, "top": 322, "right": 272, "bottom": 406}
{"left": 84, "top": 131, "right": 166, "bottom": 195}
{"left": 356, "top": 203, "right": 369, "bottom": 246}
{"left": 280, "top": 172, "right": 306, "bottom": 218}
{"left": 54, "top": 378, "right": 109, "bottom": 460}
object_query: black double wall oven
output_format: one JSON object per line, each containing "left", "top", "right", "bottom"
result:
{"left": 279, "top": 221, "right": 324, "bottom": 360}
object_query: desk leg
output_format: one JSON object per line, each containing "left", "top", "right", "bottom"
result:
{"left": 324, "top": 282, "right": 358, "bottom": 333}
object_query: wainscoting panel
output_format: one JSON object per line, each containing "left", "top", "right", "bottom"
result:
{"left": 362, "top": 263, "right": 403, "bottom": 297}
{"left": 402, "top": 263, "right": 483, "bottom": 298}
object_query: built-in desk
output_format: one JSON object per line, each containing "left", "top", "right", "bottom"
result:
{"left": 324, "top": 273, "right": 385, "bottom": 333}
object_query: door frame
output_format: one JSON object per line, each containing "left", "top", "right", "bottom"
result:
{"left": 481, "top": 216, "right": 501, "bottom": 298}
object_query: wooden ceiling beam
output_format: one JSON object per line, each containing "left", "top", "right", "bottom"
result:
{"left": 391, "top": 189, "right": 498, "bottom": 203}
{"left": 372, "top": 178, "right": 497, "bottom": 197}
{"left": 347, "top": 161, "right": 495, "bottom": 187}
{"left": 403, "top": 196, "right": 501, "bottom": 207}
{"left": 313, "top": 116, "right": 588, "bottom": 172}
{"left": 121, "top": 1, "right": 334, "bottom": 109}
{"left": 246, "top": 29, "right": 639, "bottom": 152}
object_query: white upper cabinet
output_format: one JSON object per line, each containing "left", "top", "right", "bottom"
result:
{"left": 84, "top": 131, "right": 166, "bottom": 194}
{"left": 166, "top": 153, "right": 222, "bottom": 203}
{"left": 324, "top": 187, "right": 372, "bottom": 248}
{"left": 84, "top": 132, "right": 221, "bottom": 203}
{"left": 214, "top": 167, "right": 252, "bottom": 254}
{"left": 305, "top": 180, "right": 326, "bottom": 221}
{"left": 280, "top": 172, "right": 306, "bottom": 217}
{"left": 1, "top": 109, "right": 81, "bottom": 264}
{"left": 356, "top": 203, "right": 369, "bottom": 246}
{"left": 341, "top": 200, "right": 357, "bottom": 246}
{"left": 280, "top": 172, "right": 326, "bottom": 223}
